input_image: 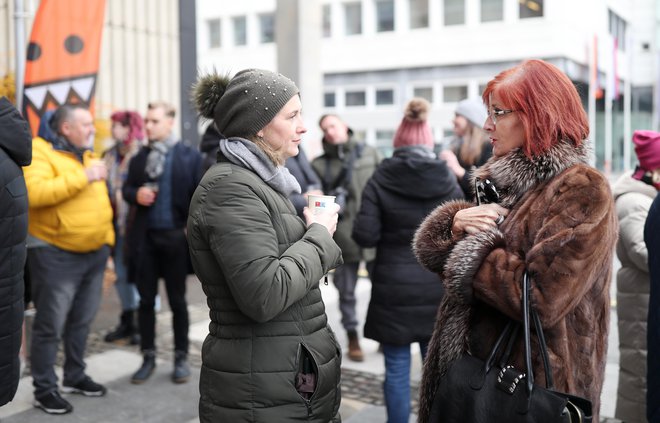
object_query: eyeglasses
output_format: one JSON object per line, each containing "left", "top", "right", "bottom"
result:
{"left": 487, "top": 107, "right": 517, "bottom": 125}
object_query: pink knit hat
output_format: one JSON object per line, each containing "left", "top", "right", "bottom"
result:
{"left": 632, "top": 130, "right": 660, "bottom": 180}
{"left": 392, "top": 98, "right": 434, "bottom": 149}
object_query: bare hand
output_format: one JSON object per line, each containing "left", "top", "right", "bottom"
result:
{"left": 85, "top": 161, "right": 108, "bottom": 182}
{"left": 439, "top": 150, "right": 465, "bottom": 179}
{"left": 303, "top": 203, "right": 340, "bottom": 236}
{"left": 136, "top": 186, "right": 157, "bottom": 206}
{"left": 452, "top": 203, "right": 510, "bottom": 237}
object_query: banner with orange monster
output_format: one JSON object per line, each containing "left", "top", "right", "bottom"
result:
{"left": 22, "top": 0, "right": 106, "bottom": 136}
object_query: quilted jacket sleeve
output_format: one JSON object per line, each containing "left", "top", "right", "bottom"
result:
{"left": 197, "top": 173, "right": 343, "bottom": 323}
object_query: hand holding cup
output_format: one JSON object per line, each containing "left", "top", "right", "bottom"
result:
{"left": 304, "top": 195, "right": 339, "bottom": 236}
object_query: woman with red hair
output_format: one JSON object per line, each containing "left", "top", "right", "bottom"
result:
{"left": 413, "top": 59, "right": 618, "bottom": 422}
{"left": 103, "top": 110, "right": 144, "bottom": 345}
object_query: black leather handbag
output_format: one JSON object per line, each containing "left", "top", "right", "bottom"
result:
{"left": 429, "top": 272, "right": 593, "bottom": 423}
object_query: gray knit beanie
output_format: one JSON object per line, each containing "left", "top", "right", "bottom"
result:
{"left": 191, "top": 69, "right": 299, "bottom": 138}
{"left": 455, "top": 98, "right": 488, "bottom": 128}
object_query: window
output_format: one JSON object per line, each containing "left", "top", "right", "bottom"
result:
{"left": 414, "top": 86, "right": 434, "bottom": 102}
{"left": 481, "top": 0, "right": 503, "bottom": 22}
{"left": 375, "top": 0, "right": 395, "bottom": 32}
{"left": 208, "top": 19, "right": 221, "bottom": 48}
{"left": 609, "top": 10, "right": 627, "bottom": 52}
{"left": 259, "top": 13, "right": 275, "bottom": 43}
{"left": 345, "top": 90, "right": 366, "bottom": 106}
{"left": 443, "top": 85, "right": 468, "bottom": 102}
{"left": 410, "top": 0, "right": 429, "bottom": 29}
{"left": 324, "top": 92, "right": 336, "bottom": 108}
{"left": 322, "top": 4, "right": 332, "bottom": 37}
{"left": 519, "top": 0, "right": 543, "bottom": 19}
{"left": 233, "top": 16, "right": 247, "bottom": 46}
{"left": 344, "top": 2, "right": 362, "bottom": 35}
{"left": 375, "top": 88, "right": 394, "bottom": 105}
{"left": 376, "top": 129, "right": 395, "bottom": 157}
{"left": 444, "top": 0, "right": 465, "bottom": 26}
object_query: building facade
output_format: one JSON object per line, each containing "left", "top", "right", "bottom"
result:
{"left": 197, "top": 0, "right": 659, "bottom": 172}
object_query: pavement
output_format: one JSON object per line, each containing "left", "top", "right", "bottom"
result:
{"left": 0, "top": 266, "right": 623, "bottom": 422}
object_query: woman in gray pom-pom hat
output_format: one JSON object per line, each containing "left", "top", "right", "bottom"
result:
{"left": 188, "top": 69, "right": 344, "bottom": 423}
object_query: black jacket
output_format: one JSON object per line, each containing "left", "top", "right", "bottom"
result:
{"left": 646, "top": 194, "right": 660, "bottom": 423}
{"left": 0, "top": 97, "right": 32, "bottom": 406}
{"left": 285, "top": 148, "right": 321, "bottom": 218}
{"left": 352, "top": 146, "right": 463, "bottom": 344}
{"left": 123, "top": 142, "right": 202, "bottom": 279}
{"left": 199, "top": 124, "right": 221, "bottom": 173}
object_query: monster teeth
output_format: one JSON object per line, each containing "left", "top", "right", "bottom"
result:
{"left": 24, "top": 76, "right": 96, "bottom": 110}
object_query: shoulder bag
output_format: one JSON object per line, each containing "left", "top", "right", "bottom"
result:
{"left": 428, "top": 271, "right": 593, "bottom": 422}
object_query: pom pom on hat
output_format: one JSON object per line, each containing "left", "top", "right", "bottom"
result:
{"left": 191, "top": 68, "right": 299, "bottom": 139}
{"left": 455, "top": 98, "right": 488, "bottom": 128}
{"left": 632, "top": 129, "right": 660, "bottom": 180}
{"left": 191, "top": 71, "right": 231, "bottom": 120}
{"left": 392, "top": 98, "right": 434, "bottom": 149}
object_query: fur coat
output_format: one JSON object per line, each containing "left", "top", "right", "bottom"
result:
{"left": 413, "top": 140, "right": 618, "bottom": 422}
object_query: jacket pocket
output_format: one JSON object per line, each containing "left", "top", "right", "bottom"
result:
{"left": 295, "top": 344, "right": 318, "bottom": 401}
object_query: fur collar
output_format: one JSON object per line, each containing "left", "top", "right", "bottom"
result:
{"left": 471, "top": 140, "right": 590, "bottom": 208}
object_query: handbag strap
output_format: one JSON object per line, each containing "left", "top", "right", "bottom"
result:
{"left": 522, "top": 271, "right": 555, "bottom": 394}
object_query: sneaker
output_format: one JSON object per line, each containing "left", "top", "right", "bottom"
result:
{"left": 61, "top": 376, "right": 107, "bottom": 397}
{"left": 34, "top": 391, "right": 73, "bottom": 414}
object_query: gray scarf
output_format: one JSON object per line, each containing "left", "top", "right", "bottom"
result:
{"left": 145, "top": 136, "right": 177, "bottom": 180}
{"left": 219, "top": 137, "right": 301, "bottom": 196}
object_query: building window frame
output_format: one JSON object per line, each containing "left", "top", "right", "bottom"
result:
{"left": 344, "top": 2, "right": 363, "bottom": 36}
{"left": 258, "top": 13, "right": 275, "bottom": 44}
{"left": 207, "top": 18, "right": 221, "bottom": 49}
{"left": 232, "top": 15, "right": 248, "bottom": 46}
{"left": 375, "top": 0, "right": 395, "bottom": 32}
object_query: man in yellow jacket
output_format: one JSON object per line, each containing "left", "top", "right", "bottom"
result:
{"left": 23, "top": 104, "right": 114, "bottom": 415}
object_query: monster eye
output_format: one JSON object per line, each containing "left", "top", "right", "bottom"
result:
{"left": 26, "top": 42, "right": 42, "bottom": 61}
{"left": 64, "top": 35, "right": 84, "bottom": 54}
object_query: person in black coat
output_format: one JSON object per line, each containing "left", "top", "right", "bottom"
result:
{"left": 285, "top": 147, "right": 322, "bottom": 218}
{"left": 352, "top": 98, "right": 464, "bottom": 423}
{"left": 199, "top": 123, "right": 221, "bottom": 173}
{"left": 122, "top": 101, "right": 202, "bottom": 385}
{"left": 0, "top": 97, "right": 32, "bottom": 406}
{"left": 646, "top": 194, "right": 660, "bottom": 423}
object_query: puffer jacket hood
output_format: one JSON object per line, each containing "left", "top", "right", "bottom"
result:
{"left": 373, "top": 147, "right": 458, "bottom": 200}
{"left": 0, "top": 97, "right": 32, "bottom": 166}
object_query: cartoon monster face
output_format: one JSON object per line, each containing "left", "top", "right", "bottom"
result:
{"left": 22, "top": 0, "right": 106, "bottom": 136}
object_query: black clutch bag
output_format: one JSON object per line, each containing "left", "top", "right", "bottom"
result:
{"left": 429, "top": 271, "right": 592, "bottom": 423}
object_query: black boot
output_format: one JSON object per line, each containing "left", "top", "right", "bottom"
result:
{"left": 104, "top": 311, "right": 132, "bottom": 343}
{"left": 131, "top": 350, "right": 156, "bottom": 384}
{"left": 126, "top": 310, "right": 140, "bottom": 346}
{"left": 172, "top": 350, "right": 190, "bottom": 384}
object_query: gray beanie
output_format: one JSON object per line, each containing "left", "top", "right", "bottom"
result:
{"left": 455, "top": 98, "right": 488, "bottom": 128}
{"left": 191, "top": 68, "right": 299, "bottom": 138}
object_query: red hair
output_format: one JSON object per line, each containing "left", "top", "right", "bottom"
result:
{"left": 482, "top": 59, "right": 589, "bottom": 158}
{"left": 110, "top": 110, "right": 144, "bottom": 144}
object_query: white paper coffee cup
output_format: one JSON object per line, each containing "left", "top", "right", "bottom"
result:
{"left": 308, "top": 195, "right": 336, "bottom": 215}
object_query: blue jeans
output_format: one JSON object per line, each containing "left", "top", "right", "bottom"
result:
{"left": 382, "top": 341, "right": 429, "bottom": 423}
{"left": 113, "top": 234, "right": 139, "bottom": 311}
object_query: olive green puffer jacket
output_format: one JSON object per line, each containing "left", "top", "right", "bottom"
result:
{"left": 187, "top": 160, "right": 344, "bottom": 423}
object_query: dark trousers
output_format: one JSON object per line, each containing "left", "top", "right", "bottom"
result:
{"left": 137, "top": 229, "right": 189, "bottom": 353}
{"left": 29, "top": 244, "right": 110, "bottom": 397}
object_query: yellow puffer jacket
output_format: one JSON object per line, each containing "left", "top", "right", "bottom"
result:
{"left": 24, "top": 137, "right": 114, "bottom": 252}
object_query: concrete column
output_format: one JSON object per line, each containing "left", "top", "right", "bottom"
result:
{"left": 276, "top": 0, "right": 323, "bottom": 157}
